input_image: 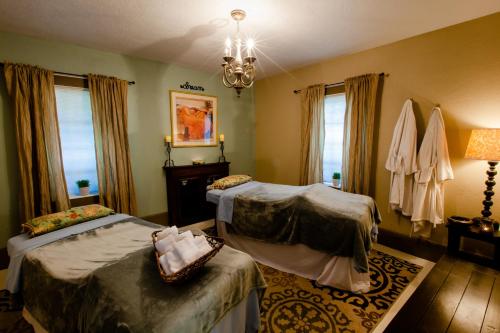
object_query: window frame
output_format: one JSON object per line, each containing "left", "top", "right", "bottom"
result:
{"left": 54, "top": 75, "right": 89, "bottom": 89}
{"left": 325, "top": 84, "right": 345, "bottom": 96}
{"left": 54, "top": 75, "right": 99, "bottom": 207}
{"left": 323, "top": 84, "right": 346, "bottom": 189}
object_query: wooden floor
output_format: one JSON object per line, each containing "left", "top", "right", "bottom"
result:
{"left": 385, "top": 249, "right": 500, "bottom": 333}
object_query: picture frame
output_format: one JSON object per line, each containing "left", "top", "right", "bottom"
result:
{"left": 169, "top": 90, "right": 218, "bottom": 147}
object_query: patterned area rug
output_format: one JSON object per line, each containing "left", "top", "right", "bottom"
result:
{"left": 259, "top": 248, "right": 424, "bottom": 333}
{"left": 0, "top": 247, "right": 427, "bottom": 333}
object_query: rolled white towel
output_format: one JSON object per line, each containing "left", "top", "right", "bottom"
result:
{"left": 194, "top": 236, "right": 213, "bottom": 257}
{"left": 185, "top": 237, "right": 203, "bottom": 259}
{"left": 157, "top": 226, "right": 178, "bottom": 240}
{"left": 155, "top": 233, "right": 176, "bottom": 255}
{"left": 176, "top": 230, "right": 194, "bottom": 242}
{"left": 173, "top": 238, "right": 200, "bottom": 265}
{"left": 164, "top": 250, "right": 185, "bottom": 273}
{"left": 159, "top": 253, "right": 173, "bottom": 275}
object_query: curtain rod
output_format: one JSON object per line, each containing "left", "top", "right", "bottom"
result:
{"left": 0, "top": 62, "right": 135, "bottom": 86}
{"left": 293, "top": 72, "right": 388, "bottom": 94}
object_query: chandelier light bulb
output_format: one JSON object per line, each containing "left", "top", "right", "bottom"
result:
{"left": 246, "top": 38, "right": 255, "bottom": 57}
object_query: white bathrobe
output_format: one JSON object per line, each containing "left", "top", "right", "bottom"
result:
{"left": 385, "top": 99, "right": 418, "bottom": 216}
{"left": 411, "top": 107, "right": 454, "bottom": 237}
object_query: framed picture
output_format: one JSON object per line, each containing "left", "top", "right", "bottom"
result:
{"left": 169, "top": 90, "right": 218, "bottom": 147}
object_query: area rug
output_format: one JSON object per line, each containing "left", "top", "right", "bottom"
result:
{"left": 0, "top": 244, "right": 432, "bottom": 333}
{"left": 258, "top": 244, "right": 434, "bottom": 333}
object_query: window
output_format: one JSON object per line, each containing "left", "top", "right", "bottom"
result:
{"left": 323, "top": 92, "right": 346, "bottom": 184}
{"left": 55, "top": 85, "right": 99, "bottom": 198}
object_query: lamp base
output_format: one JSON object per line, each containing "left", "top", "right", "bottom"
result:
{"left": 473, "top": 217, "right": 498, "bottom": 234}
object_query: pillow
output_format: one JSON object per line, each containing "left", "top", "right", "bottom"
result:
{"left": 207, "top": 175, "right": 252, "bottom": 190}
{"left": 22, "top": 204, "right": 115, "bottom": 237}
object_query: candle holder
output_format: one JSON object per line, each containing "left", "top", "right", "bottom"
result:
{"left": 164, "top": 142, "right": 175, "bottom": 167}
{"left": 218, "top": 141, "right": 226, "bottom": 163}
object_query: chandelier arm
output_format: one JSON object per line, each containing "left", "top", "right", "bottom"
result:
{"left": 224, "top": 70, "right": 236, "bottom": 83}
{"left": 240, "top": 78, "right": 252, "bottom": 87}
{"left": 226, "top": 66, "right": 243, "bottom": 84}
{"left": 242, "top": 81, "right": 254, "bottom": 88}
{"left": 240, "top": 68, "right": 255, "bottom": 86}
{"left": 222, "top": 75, "right": 233, "bottom": 88}
{"left": 223, "top": 73, "right": 238, "bottom": 88}
{"left": 240, "top": 79, "right": 254, "bottom": 88}
{"left": 242, "top": 63, "right": 255, "bottom": 74}
{"left": 243, "top": 68, "right": 255, "bottom": 78}
{"left": 223, "top": 66, "right": 239, "bottom": 86}
{"left": 225, "top": 64, "right": 235, "bottom": 77}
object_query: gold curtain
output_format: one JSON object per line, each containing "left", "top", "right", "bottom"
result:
{"left": 342, "top": 74, "right": 380, "bottom": 195}
{"left": 88, "top": 74, "right": 137, "bottom": 215}
{"left": 3, "top": 62, "right": 70, "bottom": 223}
{"left": 299, "top": 84, "right": 325, "bottom": 185}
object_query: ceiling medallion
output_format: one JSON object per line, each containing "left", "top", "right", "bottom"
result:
{"left": 221, "top": 9, "right": 256, "bottom": 97}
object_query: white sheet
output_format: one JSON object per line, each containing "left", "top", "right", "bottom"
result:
{"left": 217, "top": 221, "right": 370, "bottom": 293}
{"left": 206, "top": 189, "right": 224, "bottom": 204}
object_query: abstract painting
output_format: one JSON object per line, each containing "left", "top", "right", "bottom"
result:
{"left": 169, "top": 90, "right": 217, "bottom": 147}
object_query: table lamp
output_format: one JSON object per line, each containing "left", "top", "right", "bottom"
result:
{"left": 464, "top": 129, "right": 500, "bottom": 233}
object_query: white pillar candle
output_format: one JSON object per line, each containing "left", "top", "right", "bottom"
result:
{"left": 225, "top": 38, "right": 232, "bottom": 57}
{"left": 247, "top": 38, "right": 254, "bottom": 57}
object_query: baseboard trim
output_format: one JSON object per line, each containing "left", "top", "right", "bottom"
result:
{"left": 377, "top": 227, "right": 446, "bottom": 263}
{"left": 141, "top": 212, "right": 168, "bottom": 226}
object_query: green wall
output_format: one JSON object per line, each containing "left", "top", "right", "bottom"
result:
{"left": 0, "top": 31, "right": 255, "bottom": 248}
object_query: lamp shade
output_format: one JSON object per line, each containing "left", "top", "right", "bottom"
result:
{"left": 464, "top": 129, "right": 500, "bottom": 161}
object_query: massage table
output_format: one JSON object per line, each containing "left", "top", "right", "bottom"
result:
{"left": 207, "top": 181, "right": 381, "bottom": 293}
{"left": 6, "top": 214, "right": 265, "bottom": 333}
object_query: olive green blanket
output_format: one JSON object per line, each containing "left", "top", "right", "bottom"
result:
{"left": 230, "top": 183, "right": 381, "bottom": 273}
{"left": 22, "top": 219, "right": 266, "bottom": 333}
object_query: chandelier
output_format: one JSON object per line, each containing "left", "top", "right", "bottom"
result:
{"left": 222, "top": 9, "right": 256, "bottom": 97}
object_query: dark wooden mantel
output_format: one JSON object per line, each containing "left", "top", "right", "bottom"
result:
{"left": 163, "top": 162, "right": 230, "bottom": 227}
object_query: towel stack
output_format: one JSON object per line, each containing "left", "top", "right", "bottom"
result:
{"left": 155, "top": 227, "right": 213, "bottom": 275}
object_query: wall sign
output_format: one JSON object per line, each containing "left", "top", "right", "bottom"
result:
{"left": 180, "top": 81, "right": 205, "bottom": 92}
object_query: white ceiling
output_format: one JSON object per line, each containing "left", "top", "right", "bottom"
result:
{"left": 1, "top": 0, "right": 499, "bottom": 78}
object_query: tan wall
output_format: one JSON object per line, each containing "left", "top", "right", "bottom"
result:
{"left": 255, "top": 13, "right": 500, "bottom": 245}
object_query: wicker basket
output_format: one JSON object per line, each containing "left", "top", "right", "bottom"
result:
{"left": 152, "top": 230, "right": 224, "bottom": 283}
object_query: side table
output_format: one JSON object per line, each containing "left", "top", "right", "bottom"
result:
{"left": 447, "top": 222, "right": 500, "bottom": 268}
